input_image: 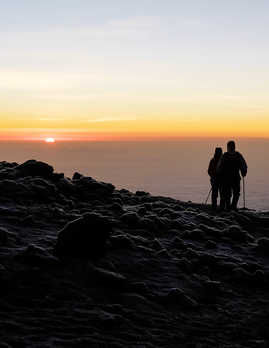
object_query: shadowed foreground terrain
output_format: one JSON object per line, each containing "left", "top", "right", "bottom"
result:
{"left": 1, "top": 160, "right": 269, "bottom": 348}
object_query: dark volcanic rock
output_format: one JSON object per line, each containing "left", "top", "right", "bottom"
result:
{"left": 1, "top": 159, "right": 269, "bottom": 348}
{"left": 16, "top": 160, "right": 54, "bottom": 178}
{"left": 135, "top": 190, "right": 150, "bottom": 196}
{"left": 56, "top": 178, "right": 77, "bottom": 195}
{"left": 224, "top": 225, "right": 247, "bottom": 242}
{"left": 0, "top": 179, "right": 28, "bottom": 198}
{"left": 18, "top": 244, "right": 60, "bottom": 268}
{"left": 74, "top": 176, "right": 115, "bottom": 199}
{"left": 54, "top": 212, "right": 112, "bottom": 259}
{"left": 110, "top": 234, "right": 135, "bottom": 250}
{"left": 89, "top": 266, "right": 127, "bottom": 289}
{"left": 0, "top": 227, "right": 8, "bottom": 246}
{"left": 121, "top": 212, "right": 140, "bottom": 226}
{"left": 163, "top": 288, "right": 198, "bottom": 308}
{"left": 27, "top": 177, "right": 57, "bottom": 201}
{"left": 72, "top": 172, "right": 83, "bottom": 180}
{"left": 257, "top": 237, "right": 269, "bottom": 252}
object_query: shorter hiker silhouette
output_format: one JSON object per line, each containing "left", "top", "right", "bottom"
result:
{"left": 217, "top": 140, "right": 247, "bottom": 211}
{"left": 208, "top": 147, "right": 224, "bottom": 210}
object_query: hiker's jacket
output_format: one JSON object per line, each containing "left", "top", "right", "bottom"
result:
{"left": 217, "top": 151, "right": 247, "bottom": 181}
{"left": 208, "top": 156, "right": 222, "bottom": 180}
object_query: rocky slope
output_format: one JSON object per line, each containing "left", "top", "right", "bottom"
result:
{"left": 0, "top": 160, "right": 269, "bottom": 348}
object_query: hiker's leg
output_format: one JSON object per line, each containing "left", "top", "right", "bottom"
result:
{"left": 231, "top": 179, "right": 240, "bottom": 210}
{"left": 219, "top": 184, "right": 225, "bottom": 210}
{"left": 223, "top": 182, "right": 231, "bottom": 211}
{"left": 211, "top": 183, "right": 218, "bottom": 209}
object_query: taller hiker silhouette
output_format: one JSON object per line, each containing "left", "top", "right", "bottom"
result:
{"left": 217, "top": 140, "right": 247, "bottom": 211}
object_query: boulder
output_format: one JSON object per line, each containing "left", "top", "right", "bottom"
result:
{"left": 110, "top": 203, "right": 124, "bottom": 214}
{"left": 203, "top": 280, "right": 222, "bottom": 295}
{"left": 0, "top": 227, "right": 8, "bottom": 246}
{"left": 57, "top": 178, "right": 77, "bottom": 195}
{"left": 137, "top": 206, "right": 147, "bottom": 216}
{"left": 164, "top": 288, "right": 198, "bottom": 308}
{"left": 28, "top": 177, "right": 57, "bottom": 200}
{"left": 54, "top": 212, "right": 112, "bottom": 259}
{"left": 110, "top": 234, "right": 135, "bottom": 250}
{"left": 121, "top": 212, "right": 140, "bottom": 226}
{"left": 88, "top": 266, "right": 127, "bottom": 289}
{"left": 72, "top": 172, "right": 83, "bottom": 180}
{"left": 0, "top": 180, "right": 29, "bottom": 198}
{"left": 18, "top": 244, "right": 60, "bottom": 268}
{"left": 140, "top": 217, "right": 158, "bottom": 233}
{"left": 257, "top": 237, "right": 269, "bottom": 252}
{"left": 16, "top": 160, "right": 54, "bottom": 178}
{"left": 232, "top": 267, "right": 252, "bottom": 283}
{"left": 75, "top": 177, "right": 115, "bottom": 198}
{"left": 51, "top": 172, "right": 64, "bottom": 182}
{"left": 135, "top": 190, "right": 150, "bottom": 196}
{"left": 225, "top": 225, "right": 247, "bottom": 242}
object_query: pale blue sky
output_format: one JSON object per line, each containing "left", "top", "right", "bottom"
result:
{"left": 2, "top": 0, "right": 268, "bottom": 70}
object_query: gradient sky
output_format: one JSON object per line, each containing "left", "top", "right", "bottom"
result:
{"left": 1, "top": 0, "right": 269, "bottom": 140}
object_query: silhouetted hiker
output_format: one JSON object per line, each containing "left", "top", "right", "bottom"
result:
{"left": 208, "top": 147, "right": 224, "bottom": 210}
{"left": 217, "top": 140, "right": 247, "bottom": 211}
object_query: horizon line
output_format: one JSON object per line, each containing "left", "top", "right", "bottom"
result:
{"left": 1, "top": 135, "right": 269, "bottom": 142}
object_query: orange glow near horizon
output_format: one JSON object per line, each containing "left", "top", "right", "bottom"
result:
{"left": 1, "top": 114, "right": 269, "bottom": 141}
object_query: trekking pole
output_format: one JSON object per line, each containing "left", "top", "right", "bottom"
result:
{"left": 204, "top": 188, "right": 212, "bottom": 205}
{"left": 242, "top": 177, "right": 246, "bottom": 209}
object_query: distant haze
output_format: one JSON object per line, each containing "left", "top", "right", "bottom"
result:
{"left": 2, "top": 139, "right": 268, "bottom": 211}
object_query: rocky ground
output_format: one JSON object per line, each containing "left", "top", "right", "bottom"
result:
{"left": 0, "top": 160, "right": 269, "bottom": 348}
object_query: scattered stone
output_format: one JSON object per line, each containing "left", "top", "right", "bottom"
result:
{"left": 155, "top": 249, "right": 170, "bottom": 258}
{"left": 72, "top": 172, "right": 83, "bottom": 180}
{"left": 121, "top": 212, "right": 140, "bottom": 226}
{"left": 172, "top": 236, "right": 186, "bottom": 250}
{"left": 17, "top": 244, "right": 60, "bottom": 268}
{"left": 205, "top": 240, "right": 217, "bottom": 249}
{"left": 51, "top": 172, "right": 65, "bottom": 182}
{"left": 54, "top": 212, "right": 112, "bottom": 259}
{"left": 140, "top": 217, "right": 158, "bottom": 233}
{"left": 188, "top": 228, "right": 205, "bottom": 241}
{"left": 130, "top": 281, "right": 151, "bottom": 295}
{"left": 0, "top": 227, "right": 8, "bottom": 246}
{"left": 152, "top": 238, "right": 164, "bottom": 251}
{"left": 254, "top": 270, "right": 266, "bottom": 285}
{"left": 75, "top": 177, "right": 115, "bottom": 199}
{"left": 143, "top": 203, "right": 153, "bottom": 211}
{"left": 110, "top": 203, "right": 124, "bottom": 213}
{"left": 225, "top": 225, "right": 247, "bottom": 242}
{"left": 135, "top": 191, "right": 150, "bottom": 196}
{"left": 89, "top": 266, "right": 127, "bottom": 289}
{"left": 232, "top": 267, "right": 251, "bottom": 282}
{"left": 203, "top": 280, "right": 222, "bottom": 295}
{"left": 164, "top": 288, "right": 198, "bottom": 308}
{"left": 137, "top": 206, "right": 147, "bottom": 216}
{"left": 257, "top": 237, "right": 269, "bottom": 252}
{"left": 57, "top": 178, "right": 77, "bottom": 195}
{"left": 110, "top": 234, "right": 135, "bottom": 250}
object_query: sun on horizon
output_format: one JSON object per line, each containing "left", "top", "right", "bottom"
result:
{"left": 45, "top": 138, "right": 55, "bottom": 143}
